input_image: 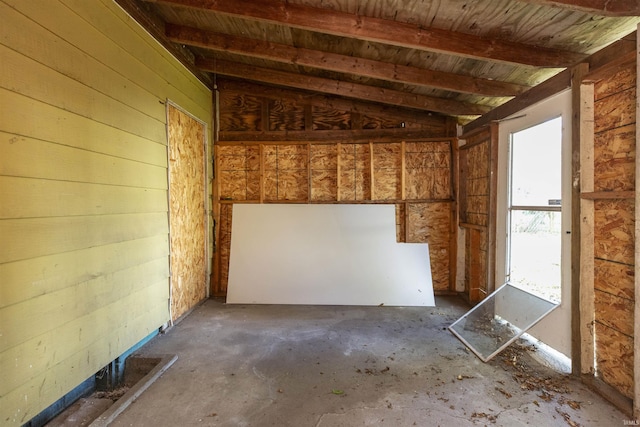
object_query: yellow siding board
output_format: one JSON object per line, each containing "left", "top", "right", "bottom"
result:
{"left": 0, "top": 1, "right": 166, "bottom": 123}
{"left": 0, "top": 177, "right": 167, "bottom": 219}
{"left": 0, "top": 258, "right": 169, "bottom": 354}
{"left": 0, "top": 132, "right": 167, "bottom": 189}
{"left": 0, "top": 89, "right": 167, "bottom": 166}
{"left": 93, "top": 0, "right": 212, "bottom": 118}
{"left": 0, "top": 235, "right": 169, "bottom": 309}
{"left": 0, "top": 264, "right": 168, "bottom": 396}
{"left": 4, "top": 0, "right": 210, "bottom": 122}
{"left": 0, "top": 43, "right": 165, "bottom": 144}
{"left": 1, "top": 288, "right": 168, "bottom": 425}
{"left": 0, "top": 0, "right": 213, "bottom": 422}
{"left": 0, "top": 212, "right": 168, "bottom": 264}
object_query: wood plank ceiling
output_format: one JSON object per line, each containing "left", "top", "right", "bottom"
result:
{"left": 117, "top": 0, "right": 640, "bottom": 123}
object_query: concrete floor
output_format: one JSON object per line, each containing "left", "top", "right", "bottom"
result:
{"left": 110, "top": 297, "right": 627, "bottom": 426}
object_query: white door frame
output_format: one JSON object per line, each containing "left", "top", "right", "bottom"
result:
{"left": 496, "top": 90, "right": 572, "bottom": 358}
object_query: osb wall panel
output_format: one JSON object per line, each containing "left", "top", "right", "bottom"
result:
{"left": 168, "top": 105, "right": 207, "bottom": 321}
{"left": 217, "top": 140, "right": 454, "bottom": 204}
{"left": 595, "top": 322, "right": 634, "bottom": 399}
{"left": 460, "top": 132, "right": 490, "bottom": 227}
{"left": 594, "top": 64, "right": 636, "bottom": 191}
{"left": 216, "top": 140, "right": 456, "bottom": 294}
{"left": 458, "top": 127, "right": 492, "bottom": 302}
{"left": 593, "top": 199, "right": 635, "bottom": 265}
{"left": 340, "top": 143, "right": 371, "bottom": 201}
{"left": 593, "top": 258, "right": 634, "bottom": 301}
{"left": 310, "top": 144, "right": 338, "bottom": 201}
{"left": 372, "top": 143, "right": 401, "bottom": 200}
{"left": 218, "top": 145, "right": 260, "bottom": 201}
{"left": 591, "top": 59, "right": 636, "bottom": 399}
{"left": 406, "top": 202, "right": 452, "bottom": 291}
{"left": 264, "top": 144, "right": 309, "bottom": 201}
{"left": 593, "top": 125, "right": 635, "bottom": 192}
{"left": 405, "top": 141, "right": 452, "bottom": 200}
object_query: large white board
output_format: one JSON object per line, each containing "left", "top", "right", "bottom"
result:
{"left": 227, "top": 204, "right": 435, "bottom": 306}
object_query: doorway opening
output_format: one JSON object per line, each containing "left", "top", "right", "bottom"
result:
{"left": 507, "top": 117, "right": 563, "bottom": 303}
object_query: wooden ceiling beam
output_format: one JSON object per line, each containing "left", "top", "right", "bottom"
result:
{"left": 524, "top": 0, "right": 640, "bottom": 16}
{"left": 198, "top": 58, "right": 492, "bottom": 116}
{"left": 146, "top": 0, "right": 586, "bottom": 67}
{"left": 462, "top": 69, "right": 572, "bottom": 134}
{"left": 167, "top": 24, "right": 529, "bottom": 97}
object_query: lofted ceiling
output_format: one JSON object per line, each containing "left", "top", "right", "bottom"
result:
{"left": 117, "top": 0, "right": 640, "bottom": 123}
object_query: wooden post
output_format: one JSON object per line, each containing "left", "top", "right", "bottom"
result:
{"left": 571, "top": 62, "right": 590, "bottom": 376}
{"left": 579, "top": 81, "right": 596, "bottom": 378}
{"left": 211, "top": 91, "right": 221, "bottom": 296}
{"left": 369, "top": 141, "right": 375, "bottom": 200}
{"left": 259, "top": 143, "right": 265, "bottom": 203}
{"left": 404, "top": 201, "right": 410, "bottom": 243}
{"left": 450, "top": 139, "right": 459, "bottom": 292}
{"left": 634, "top": 24, "right": 640, "bottom": 420}
{"left": 401, "top": 140, "right": 406, "bottom": 201}
{"left": 487, "top": 122, "right": 499, "bottom": 295}
{"left": 469, "top": 228, "right": 481, "bottom": 302}
{"left": 307, "top": 142, "right": 312, "bottom": 203}
{"left": 336, "top": 142, "right": 342, "bottom": 202}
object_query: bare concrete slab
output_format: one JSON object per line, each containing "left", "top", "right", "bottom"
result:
{"left": 110, "top": 297, "right": 628, "bottom": 426}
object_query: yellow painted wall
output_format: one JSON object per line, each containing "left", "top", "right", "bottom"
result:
{"left": 0, "top": 0, "right": 212, "bottom": 424}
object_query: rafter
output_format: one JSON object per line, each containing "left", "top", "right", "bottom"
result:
{"left": 197, "top": 58, "right": 492, "bottom": 116}
{"left": 167, "top": 24, "right": 528, "bottom": 97}
{"left": 524, "top": 0, "right": 640, "bottom": 16}
{"left": 146, "top": 0, "right": 586, "bottom": 67}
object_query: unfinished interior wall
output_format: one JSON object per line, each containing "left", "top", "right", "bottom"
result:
{"left": 0, "top": 0, "right": 212, "bottom": 424}
{"left": 213, "top": 80, "right": 456, "bottom": 297}
{"left": 458, "top": 126, "right": 497, "bottom": 303}
{"left": 581, "top": 54, "right": 637, "bottom": 402}
{"left": 168, "top": 104, "right": 208, "bottom": 321}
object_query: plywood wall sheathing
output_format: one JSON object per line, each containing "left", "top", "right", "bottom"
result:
{"left": 595, "top": 322, "right": 634, "bottom": 399}
{"left": 406, "top": 202, "right": 452, "bottom": 291}
{"left": 310, "top": 144, "right": 338, "bottom": 201}
{"left": 216, "top": 80, "right": 451, "bottom": 141}
{"left": 461, "top": 140, "right": 490, "bottom": 227}
{"left": 218, "top": 145, "right": 261, "bottom": 201}
{"left": 588, "top": 56, "right": 637, "bottom": 400}
{"left": 405, "top": 141, "right": 452, "bottom": 200}
{"left": 219, "top": 93, "right": 262, "bottom": 131}
{"left": 339, "top": 143, "right": 371, "bottom": 201}
{"left": 372, "top": 143, "right": 401, "bottom": 200}
{"left": 312, "top": 105, "right": 351, "bottom": 130}
{"left": 264, "top": 144, "right": 309, "bottom": 201}
{"left": 458, "top": 127, "right": 492, "bottom": 302}
{"left": 270, "top": 99, "right": 305, "bottom": 131}
{"left": 218, "top": 140, "right": 455, "bottom": 292}
{"left": 168, "top": 104, "right": 207, "bottom": 321}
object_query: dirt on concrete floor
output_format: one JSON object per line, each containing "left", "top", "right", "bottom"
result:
{"left": 106, "top": 297, "right": 628, "bottom": 427}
